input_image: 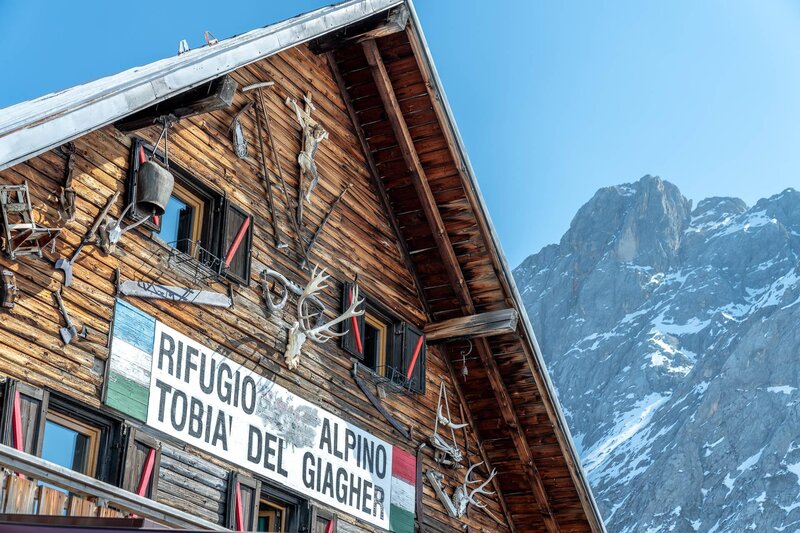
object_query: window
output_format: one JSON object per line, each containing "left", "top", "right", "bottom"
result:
{"left": 363, "top": 308, "right": 390, "bottom": 374}
{"left": 0, "top": 381, "right": 123, "bottom": 484}
{"left": 227, "top": 473, "right": 311, "bottom": 532}
{"left": 312, "top": 507, "right": 337, "bottom": 533}
{"left": 126, "top": 138, "right": 254, "bottom": 285}
{"left": 158, "top": 181, "right": 206, "bottom": 256}
{"left": 257, "top": 496, "right": 287, "bottom": 531}
{"left": 42, "top": 411, "right": 100, "bottom": 477}
{"left": 340, "top": 283, "right": 427, "bottom": 393}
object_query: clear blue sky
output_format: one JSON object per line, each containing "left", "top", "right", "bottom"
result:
{"left": 2, "top": 1, "right": 799, "bottom": 266}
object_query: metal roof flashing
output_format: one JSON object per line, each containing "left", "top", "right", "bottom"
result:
{"left": 0, "top": 0, "right": 402, "bottom": 171}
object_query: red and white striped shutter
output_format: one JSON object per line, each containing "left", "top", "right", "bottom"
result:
{"left": 340, "top": 282, "right": 366, "bottom": 359}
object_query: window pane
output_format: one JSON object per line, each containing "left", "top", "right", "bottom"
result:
{"left": 158, "top": 195, "right": 193, "bottom": 247}
{"left": 42, "top": 420, "right": 89, "bottom": 474}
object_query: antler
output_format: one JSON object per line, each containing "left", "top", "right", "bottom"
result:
{"left": 302, "top": 269, "right": 364, "bottom": 344}
{"left": 437, "top": 403, "right": 469, "bottom": 430}
{"left": 463, "top": 462, "right": 497, "bottom": 509}
{"left": 296, "top": 266, "right": 330, "bottom": 332}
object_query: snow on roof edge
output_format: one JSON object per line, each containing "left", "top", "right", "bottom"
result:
{"left": 0, "top": 0, "right": 401, "bottom": 171}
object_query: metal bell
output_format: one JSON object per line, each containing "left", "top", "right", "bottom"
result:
{"left": 136, "top": 160, "right": 174, "bottom": 216}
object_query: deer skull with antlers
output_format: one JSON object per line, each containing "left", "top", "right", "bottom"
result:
{"left": 426, "top": 462, "right": 497, "bottom": 519}
{"left": 283, "top": 266, "right": 364, "bottom": 369}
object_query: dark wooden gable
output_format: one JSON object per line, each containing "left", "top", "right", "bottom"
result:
{"left": 328, "top": 28, "right": 602, "bottom": 533}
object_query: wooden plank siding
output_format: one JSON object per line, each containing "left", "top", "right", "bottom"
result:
{"left": 0, "top": 42, "right": 511, "bottom": 532}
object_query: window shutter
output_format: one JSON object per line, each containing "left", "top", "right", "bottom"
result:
{"left": 121, "top": 427, "right": 161, "bottom": 499}
{"left": 401, "top": 324, "right": 426, "bottom": 394}
{"left": 312, "top": 506, "right": 337, "bottom": 533}
{"left": 1, "top": 381, "right": 49, "bottom": 455}
{"left": 227, "top": 472, "right": 260, "bottom": 531}
{"left": 221, "top": 199, "right": 253, "bottom": 286}
{"left": 340, "top": 282, "right": 366, "bottom": 359}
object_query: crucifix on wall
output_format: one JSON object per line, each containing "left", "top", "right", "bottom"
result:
{"left": 286, "top": 92, "right": 328, "bottom": 226}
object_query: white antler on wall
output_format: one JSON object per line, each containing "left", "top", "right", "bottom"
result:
{"left": 426, "top": 462, "right": 498, "bottom": 519}
{"left": 283, "top": 266, "right": 364, "bottom": 369}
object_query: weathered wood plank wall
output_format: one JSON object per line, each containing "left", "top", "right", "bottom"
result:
{"left": 0, "top": 43, "right": 510, "bottom": 532}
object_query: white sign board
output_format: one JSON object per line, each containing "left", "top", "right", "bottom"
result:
{"left": 105, "top": 300, "right": 415, "bottom": 532}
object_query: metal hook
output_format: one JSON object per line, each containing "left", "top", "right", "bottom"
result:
{"left": 459, "top": 338, "right": 473, "bottom": 381}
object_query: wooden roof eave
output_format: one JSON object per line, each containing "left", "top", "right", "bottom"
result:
{"left": 0, "top": 0, "right": 404, "bottom": 171}
{"left": 402, "top": 2, "right": 607, "bottom": 530}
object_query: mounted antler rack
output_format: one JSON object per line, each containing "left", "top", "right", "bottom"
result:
{"left": 426, "top": 462, "right": 497, "bottom": 519}
{"left": 430, "top": 381, "right": 467, "bottom": 469}
{"left": 260, "top": 268, "right": 324, "bottom": 317}
{"left": 283, "top": 266, "right": 363, "bottom": 369}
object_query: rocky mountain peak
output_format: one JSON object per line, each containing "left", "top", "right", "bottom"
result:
{"left": 515, "top": 179, "right": 800, "bottom": 532}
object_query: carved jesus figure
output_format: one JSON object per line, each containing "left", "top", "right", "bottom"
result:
{"left": 286, "top": 93, "right": 328, "bottom": 218}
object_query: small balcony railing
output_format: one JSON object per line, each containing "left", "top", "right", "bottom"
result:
{"left": 0, "top": 443, "right": 225, "bottom": 530}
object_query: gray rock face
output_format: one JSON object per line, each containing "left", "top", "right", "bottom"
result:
{"left": 514, "top": 176, "right": 800, "bottom": 532}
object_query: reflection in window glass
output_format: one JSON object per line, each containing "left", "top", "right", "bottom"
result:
{"left": 158, "top": 195, "right": 193, "bottom": 245}
{"left": 42, "top": 420, "right": 90, "bottom": 474}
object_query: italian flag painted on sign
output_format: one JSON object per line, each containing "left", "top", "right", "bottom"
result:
{"left": 390, "top": 447, "right": 416, "bottom": 533}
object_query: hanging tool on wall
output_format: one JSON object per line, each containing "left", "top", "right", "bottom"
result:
{"left": 244, "top": 81, "right": 309, "bottom": 265}
{"left": 102, "top": 117, "right": 175, "bottom": 250}
{"left": 54, "top": 191, "right": 119, "bottom": 287}
{"left": 118, "top": 279, "right": 233, "bottom": 308}
{"left": 0, "top": 181, "right": 61, "bottom": 260}
{"left": 352, "top": 362, "right": 411, "bottom": 439}
{"left": 242, "top": 81, "right": 288, "bottom": 251}
{"left": 57, "top": 143, "right": 77, "bottom": 224}
{"left": 229, "top": 101, "right": 254, "bottom": 159}
{"left": 300, "top": 183, "right": 351, "bottom": 270}
{"left": 1, "top": 270, "right": 17, "bottom": 309}
{"left": 52, "top": 290, "right": 88, "bottom": 345}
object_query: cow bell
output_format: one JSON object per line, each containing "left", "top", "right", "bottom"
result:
{"left": 136, "top": 160, "right": 174, "bottom": 217}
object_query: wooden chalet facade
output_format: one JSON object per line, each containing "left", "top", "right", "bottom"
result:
{"left": 0, "top": 1, "right": 603, "bottom": 532}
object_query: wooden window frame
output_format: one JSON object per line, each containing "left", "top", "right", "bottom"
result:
{"left": 1, "top": 380, "right": 49, "bottom": 455}
{"left": 162, "top": 180, "right": 206, "bottom": 255}
{"left": 0, "top": 381, "right": 124, "bottom": 484}
{"left": 43, "top": 410, "right": 102, "bottom": 478}
{"left": 364, "top": 310, "right": 390, "bottom": 375}
{"left": 311, "top": 506, "right": 338, "bottom": 533}
{"left": 126, "top": 137, "right": 253, "bottom": 286}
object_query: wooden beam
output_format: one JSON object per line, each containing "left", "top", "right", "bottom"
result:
{"left": 309, "top": 6, "right": 409, "bottom": 54}
{"left": 425, "top": 308, "right": 518, "bottom": 342}
{"left": 361, "top": 39, "right": 472, "bottom": 311}
{"left": 361, "top": 38, "right": 561, "bottom": 532}
{"left": 114, "top": 75, "right": 237, "bottom": 132}
{"left": 476, "top": 337, "right": 560, "bottom": 532}
{"left": 326, "top": 49, "right": 432, "bottom": 320}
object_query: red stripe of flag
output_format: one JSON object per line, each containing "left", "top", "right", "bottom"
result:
{"left": 392, "top": 447, "right": 416, "bottom": 485}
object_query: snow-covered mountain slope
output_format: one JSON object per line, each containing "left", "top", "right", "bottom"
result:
{"left": 514, "top": 176, "right": 800, "bottom": 532}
